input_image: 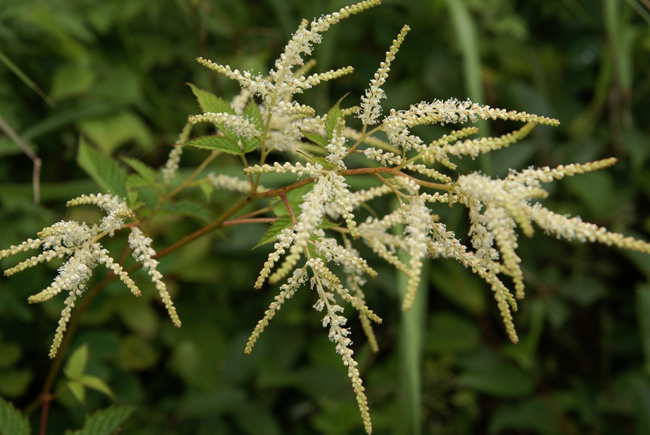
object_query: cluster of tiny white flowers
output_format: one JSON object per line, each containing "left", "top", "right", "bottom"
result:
{"left": 443, "top": 122, "right": 536, "bottom": 159}
{"left": 314, "top": 238, "right": 377, "bottom": 278}
{"left": 358, "top": 210, "right": 410, "bottom": 275}
{"left": 293, "top": 173, "right": 332, "bottom": 247}
{"left": 246, "top": 265, "right": 308, "bottom": 354}
{"left": 358, "top": 25, "right": 410, "bottom": 125}
{"left": 231, "top": 88, "right": 252, "bottom": 115}
{"left": 323, "top": 172, "right": 359, "bottom": 237}
{"left": 206, "top": 173, "right": 268, "bottom": 194}
{"left": 162, "top": 146, "right": 184, "bottom": 184}
{"left": 245, "top": 161, "right": 325, "bottom": 178}
{"left": 255, "top": 228, "right": 296, "bottom": 289}
{"left": 128, "top": 227, "right": 181, "bottom": 328}
{"left": 363, "top": 147, "right": 403, "bottom": 166}
{"left": 66, "top": 193, "right": 128, "bottom": 214}
{"left": 188, "top": 112, "right": 260, "bottom": 141}
{"left": 307, "top": 258, "right": 372, "bottom": 434}
{"left": 527, "top": 203, "right": 650, "bottom": 254}
{"left": 162, "top": 123, "right": 192, "bottom": 184}
{"left": 270, "top": 0, "right": 379, "bottom": 100}
{"left": 346, "top": 184, "right": 394, "bottom": 209}
{"left": 326, "top": 129, "right": 348, "bottom": 169}
{"left": 196, "top": 59, "right": 270, "bottom": 99}
{"left": 271, "top": 100, "right": 316, "bottom": 116}
{"left": 0, "top": 194, "right": 143, "bottom": 357}
{"left": 402, "top": 195, "right": 434, "bottom": 310}
{"left": 381, "top": 109, "right": 425, "bottom": 151}
{"left": 428, "top": 222, "right": 519, "bottom": 342}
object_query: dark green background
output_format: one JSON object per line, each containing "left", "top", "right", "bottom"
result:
{"left": 1, "top": 0, "right": 650, "bottom": 433}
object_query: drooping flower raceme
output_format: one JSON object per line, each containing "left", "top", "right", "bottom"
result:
{"left": 1, "top": 193, "right": 180, "bottom": 358}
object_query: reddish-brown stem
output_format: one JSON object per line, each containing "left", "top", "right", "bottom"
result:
{"left": 223, "top": 217, "right": 277, "bottom": 227}
{"left": 38, "top": 393, "right": 51, "bottom": 435}
{"left": 280, "top": 192, "right": 297, "bottom": 224}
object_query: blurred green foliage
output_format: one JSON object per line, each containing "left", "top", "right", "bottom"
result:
{"left": 1, "top": 0, "right": 650, "bottom": 433}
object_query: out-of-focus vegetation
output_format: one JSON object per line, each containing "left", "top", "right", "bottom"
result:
{"left": 1, "top": 0, "right": 649, "bottom": 433}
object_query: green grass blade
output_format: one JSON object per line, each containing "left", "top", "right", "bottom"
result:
{"left": 0, "top": 50, "right": 55, "bottom": 108}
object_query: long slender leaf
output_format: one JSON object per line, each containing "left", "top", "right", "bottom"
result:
{"left": 0, "top": 50, "right": 55, "bottom": 108}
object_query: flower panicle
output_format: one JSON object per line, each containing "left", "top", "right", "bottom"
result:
{"left": 309, "top": 258, "right": 372, "bottom": 434}
{"left": 188, "top": 112, "right": 260, "bottom": 140}
{"left": 0, "top": 195, "right": 145, "bottom": 358}
{"left": 359, "top": 24, "right": 410, "bottom": 126}
{"left": 128, "top": 227, "right": 181, "bottom": 328}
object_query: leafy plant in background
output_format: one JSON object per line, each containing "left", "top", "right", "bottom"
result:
{"left": 1, "top": 0, "right": 650, "bottom": 434}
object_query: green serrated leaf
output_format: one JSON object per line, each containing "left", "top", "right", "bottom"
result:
{"left": 303, "top": 132, "right": 328, "bottom": 148}
{"left": 120, "top": 157, "right": 157, "bottom": 183}
{"left": 241, "top": 137, "right": 260, "bottom": 154}
{"left": 185, "top": 135, "right": 242, "bottom": 155}
{"left": 325, "top": 94, "right": 349, "bottom": 140}
{"left": 64, "top": 344, "right": 88, "bottom": 381}
{"left": 243, "top": 100, "right": 264, "bottom": 131}
{"left": 0, "top": 395, "right": 30, "bottom": 435}
{"left": 68, "top": 380, "right": 86, "bottom": 405}
{"left": 325, "top": 104, "right": 340, "bottom": 141}
{"left": 188, "top": 83, "right": 234, "bottom": 114}
{"left": 239, "top": 101, "right": 263, "bottom": 153}
{"left": 79, "top": 375, "right": 117, "bottom": 401}
{"left": 77, "top": 139, "right": 128, "bottom": 199}
{"left": 69, "top": 405, "right": 136, "bottom": 435}
{"left": 126, "top": 173, "right": 150, "bottom": 188}
{"left": 254, "top": 215, "right": 293, "bottom": 249}
{"left": 161, "top": 200, "right": 212, "bottom": 222}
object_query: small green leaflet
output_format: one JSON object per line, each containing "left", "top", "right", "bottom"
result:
{"left": 0, "top": 396, "right": 30, "bottom": 435}
{"left": 120, "top": 156, "right": 157, "bottom": 184}
{"left": 185, "top": 135, "right": 241, "bottom": 155}
{"left": 188, "top": 83, "right": 241, "bottom": 144}
{"left": 325, "top": 93, "right": 349, "bottom": 140}
{"left": 254, "top": 215, "right": 293, "bottom": 249}
{"left": 241, "top": 100, "right": 264, "bottom": 153}
{"left": 64, "top": 344, "right": 88, "bottom": 381}
{"left": 65, "top": 405, "right": 136, "bottom": 435}
{"left": 77, "top": 375, "right": 117, "bottom": 401}
{"left": 77, "top": 139, "right": 128, "bottom": 199}
{"left": 188, "top": 83, "right": 234, "bottom": 115}
{"left": 243, "top": 100, "right": 264, "bottom": 131}
{"left": 303, "top": 131, "right": 328, "bottom": 148}
{"left": 242, "top": 101, "right": 263, "bottom": 153}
